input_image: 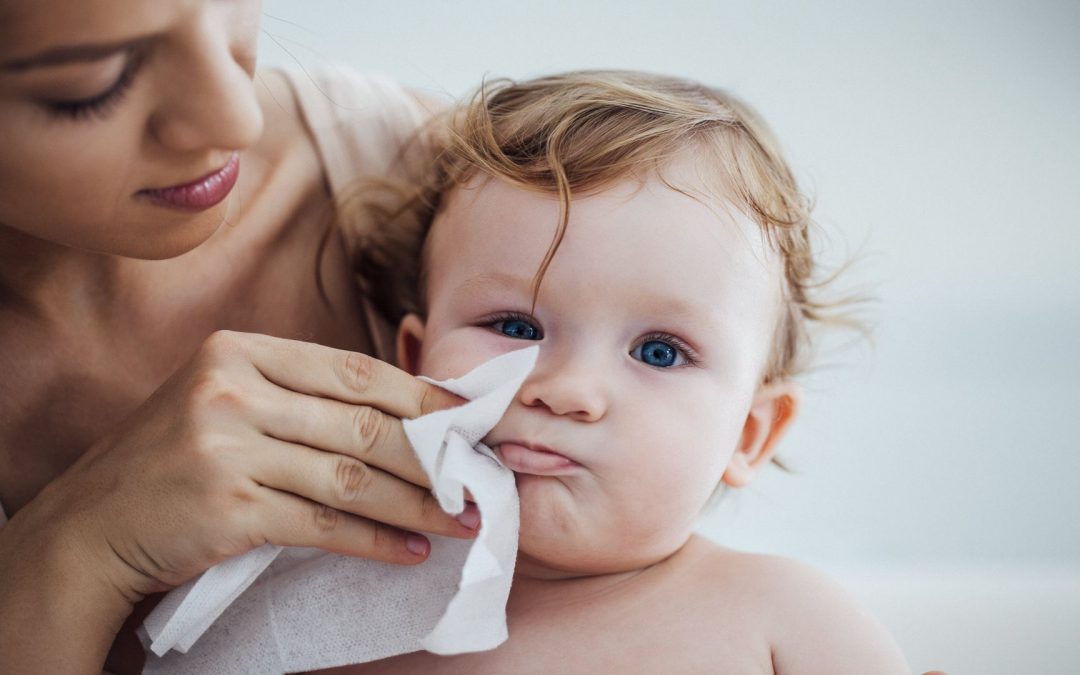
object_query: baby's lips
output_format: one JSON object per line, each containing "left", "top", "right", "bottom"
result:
{"left": 496, "top": 441, "right": 581, "bottom": 475}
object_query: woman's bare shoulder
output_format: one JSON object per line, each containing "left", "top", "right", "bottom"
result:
{"left": 679, "top": 537, "right": 911, "bottom": 674}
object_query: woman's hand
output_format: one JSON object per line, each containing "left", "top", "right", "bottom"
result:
{"left": 5, "top": 331, "right": 473, "bottom": 611}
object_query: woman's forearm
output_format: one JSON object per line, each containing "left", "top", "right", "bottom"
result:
{"left": 0, "top": 506, "right": 133, "bottom": 674}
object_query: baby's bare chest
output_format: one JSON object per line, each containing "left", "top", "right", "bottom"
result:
{"left": 325, "top": 593, "right": 774, "bottom": 675}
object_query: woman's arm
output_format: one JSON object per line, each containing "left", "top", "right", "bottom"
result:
{"left": 0, "top": 503, "right": 133, "bottom": 673}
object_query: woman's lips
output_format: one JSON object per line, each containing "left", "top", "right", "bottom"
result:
{"left": 137, "top": 153, "right": 240, "bottom": 212}
{"left": 496, "top": 442, "right": 581, "bottom": 476}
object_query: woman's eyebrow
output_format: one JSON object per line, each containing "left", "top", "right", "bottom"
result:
{"left": 2, "top": 36, "right": 147, "bottom": 72}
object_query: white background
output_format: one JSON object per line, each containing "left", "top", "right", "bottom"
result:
{"left": 259, "top": 1, "right": 1080, "bottom": 672}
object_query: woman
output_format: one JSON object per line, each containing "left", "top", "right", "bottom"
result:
{"left": 0, "top": 1, "right": 477, "bottom": 671}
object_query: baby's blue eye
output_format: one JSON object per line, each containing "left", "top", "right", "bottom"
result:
{"left": 494, "top": 318, "right": 541, "bottom": 340}
{"left": 631, "top": 339, "right": 684, "bottom": 368}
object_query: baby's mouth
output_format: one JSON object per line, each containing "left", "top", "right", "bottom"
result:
{"left": 495, "top": 441, "right": 581, "bottom": 476}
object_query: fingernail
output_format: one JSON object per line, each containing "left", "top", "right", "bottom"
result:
{"left": 405, "top": 533, "right": 430, "bottom": 556}
{"left": 456, "top": 503, "right": 481, "bottom": 530}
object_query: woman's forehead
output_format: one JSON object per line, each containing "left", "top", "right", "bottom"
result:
{"left": 0, "top": 0, "right": 196, "bottom": 63}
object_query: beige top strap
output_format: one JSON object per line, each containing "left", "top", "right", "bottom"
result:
{"left": 278, "top": 66, "right": 428, "bottom": 361}
{"left": 280, "top": 66, "right": 427, "bottom": 241}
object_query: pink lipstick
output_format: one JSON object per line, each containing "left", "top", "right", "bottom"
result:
{"left": 497, "top": 442, "right": 581, "bottom": 476}
{"left": 138, "top": 153, "right": 240, "bottom": 211}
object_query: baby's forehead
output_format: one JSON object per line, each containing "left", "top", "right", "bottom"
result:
{"left": 427, "top": 167, "right": 786, "bottom": 318}
{"left": 433, "top": 161, "right": 783, "bottom": 274}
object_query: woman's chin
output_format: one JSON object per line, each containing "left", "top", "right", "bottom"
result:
{"left": 111, "top": 202, "right": 230, "bottom": 260}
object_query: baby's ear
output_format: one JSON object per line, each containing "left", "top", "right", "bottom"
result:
{"left": 396, "top": 313, "right": 427, "bottom": 375}
{"left": 721, "top": 381, "right": 801, "bottom": 488}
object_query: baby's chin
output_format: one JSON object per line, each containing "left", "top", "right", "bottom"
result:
{"left": 513, "top": 477, "right": 691, "bottom": 578}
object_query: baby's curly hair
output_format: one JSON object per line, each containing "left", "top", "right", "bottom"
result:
{"left": 349, "top": 69, "right": 852, "bottom": 384}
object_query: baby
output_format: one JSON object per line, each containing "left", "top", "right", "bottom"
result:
{"left": 342, "top": 70, "right": 909, "bottom": 673}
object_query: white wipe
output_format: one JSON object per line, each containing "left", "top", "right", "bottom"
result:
{"left": 140, "top": 346, "right": 537, "bottom": 674}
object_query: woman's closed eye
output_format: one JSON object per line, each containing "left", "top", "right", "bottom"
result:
{"left": 630, "top": 333, "right": 698, "bottom": 369}
{"left": 485, "top": 312, "right": 543, "bottom": 340}
{"left": 44, "top": 50, "right": 145, "bottom": 121}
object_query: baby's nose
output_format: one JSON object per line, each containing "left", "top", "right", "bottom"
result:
{"left": 517, "top": 355, "right": 607, "bottom": 422}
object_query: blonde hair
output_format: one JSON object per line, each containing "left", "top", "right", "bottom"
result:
{"left": 352, "top": 69, "right": 849, "bottom": 383}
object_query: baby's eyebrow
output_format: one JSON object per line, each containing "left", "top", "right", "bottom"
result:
{"left": 634, "top": 294, "right": 724, "bottom": 338}
{"left": 455, "top": 272, "right": 533, "bottom": 297}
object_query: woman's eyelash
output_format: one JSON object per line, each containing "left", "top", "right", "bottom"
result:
{"left": 46, "top": 52, "right": 143, "bottom": 121}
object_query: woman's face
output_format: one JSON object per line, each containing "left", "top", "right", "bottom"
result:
{"left": 0, "top": 0, "right": 264, "bottom": 259}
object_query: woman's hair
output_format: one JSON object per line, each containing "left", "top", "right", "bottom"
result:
{"left": 350, "top": 69, "right": 853, "bottom": 383}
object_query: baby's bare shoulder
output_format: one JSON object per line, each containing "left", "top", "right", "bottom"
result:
{"left": 679, "top": 538, "right": 911, "bottom": 674}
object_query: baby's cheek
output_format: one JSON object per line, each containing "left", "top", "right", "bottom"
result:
{"left": 620, "top": 434, "right": 727, "bottom": 536}
{"left": 419, "top": 333, "right": 495, "bottom": 380}
{"left": 619, "top": 473, "right": 702, "bottom": 546}
{"left": 421, "top": 328, "right": 541, "bottom": 381}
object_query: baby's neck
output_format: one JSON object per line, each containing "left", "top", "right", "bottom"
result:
{"left": 507, "top": 538, "right": 699, "bottom": 616}
{"left": 507, "top": 567, "right": 647, "bottom": 623}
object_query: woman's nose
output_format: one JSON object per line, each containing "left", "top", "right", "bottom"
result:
{"left": 148, "top": 24, "right": 263, "bottom": 153}
{"left": 518, "top": 351, "right": 608, "bottom": 422}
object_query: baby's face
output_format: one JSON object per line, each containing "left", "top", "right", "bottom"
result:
{"left": 400, "top": 159, "right": 786, "bottom": 577}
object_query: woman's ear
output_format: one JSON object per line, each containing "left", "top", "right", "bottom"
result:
{"left": 396, "top": 313, "right": 427, "bottom": 375}
{"left": 722, "top": 380, "right": 802, "bottom": 488}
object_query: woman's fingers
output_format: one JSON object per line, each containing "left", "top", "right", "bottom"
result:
{"left": 254, "top": 386, "right": 432, "bottom": 489}
{"left": 257, "top": 489, "right": 431, "bottom": 565}
{"left": 221, "top": 331, "right": 462, "bottom": 418}
{"left": 251, "top": 436, "right": 478, "bottom": 539}
{"left": 30, "top": 330, "right": 476, "bottom": 617}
